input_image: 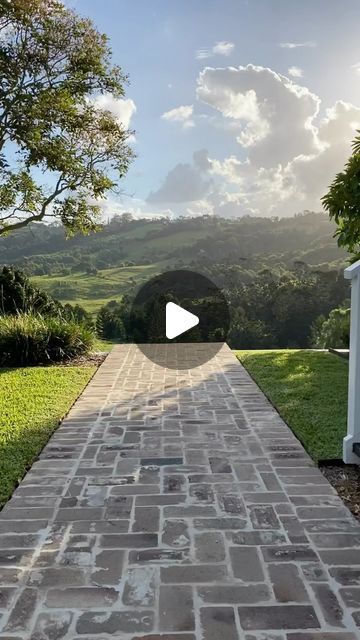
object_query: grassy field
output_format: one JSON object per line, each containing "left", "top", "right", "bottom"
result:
{"left": 0, "top": 366, "right": 95, "bottom": 506}
{"left": 32, "top": 262, "right": 165, "bottom": 315}
{"left": 236, "top": 350, "right": 348, "bottom": 462}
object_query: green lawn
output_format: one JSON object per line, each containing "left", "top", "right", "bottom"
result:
{"left": 93, "top": 337, "right": 116, "bottom": 351}
{"left": 236, "top": 350, "right": 348, "bottom": 462}
{"left": 0, "top": 366, "right": 95, "bottom": 506}
{"left": 32, "top": 262, "right": 166, "bottom": 315}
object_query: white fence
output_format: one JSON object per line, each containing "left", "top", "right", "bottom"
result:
{"left": 344, "top": 259, "right": 360, "bottom": 463}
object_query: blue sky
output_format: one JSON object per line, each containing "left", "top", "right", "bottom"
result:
{"left": 73, "top": 0, "right": 360, "bottom": 218}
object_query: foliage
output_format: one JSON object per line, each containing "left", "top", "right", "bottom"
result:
{"left": 311, "top": 304, "right": 350, "bottom": 348}
{"left": 237, "top": 350, "right": 348, "bottom": 461}
{"left": 322, "top": 132, "right": 360, "bottom": 255}
{"left": 0, "top": 365, "right": 95, "bottom": 506}
{"left": 0, "top": 265, "right": 60, "bottom": 315}
{"left": 96, "top": 300, "right": 126, "bottom": 339}
{"left": 62, "top": 302, "right": 94, "bottom": 329}
{"left": 0, "top": 0, "right": 133, "bottom": 235}
{"left": 0, "top": 312, "right": 94, "bottom": 365}
{"left": 92, "top": 263, "right": 349, "bottom": 349}
{"left": 0, "top": 212, "right": 346, "bottom": 278}
{"left": 225, "top": 268, "right": 348, "bottom": 348}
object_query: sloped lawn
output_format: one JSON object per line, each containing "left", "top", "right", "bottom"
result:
{"left": 236, "top": 350, "right": 348, "bottom": 462}
{"left": 0, "top": 366, "right": 95, "bottom": 506}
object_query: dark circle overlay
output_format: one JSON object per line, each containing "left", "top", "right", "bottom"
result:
{"left": 128, "top": 269, "right": 230, "bottom": 369}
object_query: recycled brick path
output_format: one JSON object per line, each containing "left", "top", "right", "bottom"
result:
{"left": 0, "top": 343, "right": 360, "bottom": 639}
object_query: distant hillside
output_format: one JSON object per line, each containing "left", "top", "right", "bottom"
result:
{"left": 0, "top": 211, "right": 348, "bottom": 313}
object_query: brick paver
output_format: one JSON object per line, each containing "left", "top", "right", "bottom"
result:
{"left": 0, "top": 343, "right": 360, "bottom": 639}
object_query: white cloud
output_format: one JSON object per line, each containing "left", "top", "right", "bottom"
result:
{"left": 94, "top": 195, "right": 173, "bottom": 221}
{"left": 197, "top": 64, "right": 321, "bottom": 167}
{"left": 213, "top": 41, "right": 235, "bottom": 56}
{"left": 92, "top": 93, "right": 136, "bottom": 129}
{"left": 279, "top": 41, "right": 316, "bottom": 49}
{"left": 161, "top": 104, "right": 194, "bottom": 129}
{"left": 146, "top": 64, "right": 360, "bottom": 219}
{"left": 288, "top": 66, "right": 303, "bottom": 78}
{"left": 351, "top": 62, "right": 360, "bottom": 75}
{"left": 196, "top": 40, "right": 235, "bottom": 60}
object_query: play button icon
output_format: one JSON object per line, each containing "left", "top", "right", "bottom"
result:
{"left": 128, "top": 269, "right": 230, "bottom": 369}
{"left": 166, "top": 302, "right": 199, "bottom": 340}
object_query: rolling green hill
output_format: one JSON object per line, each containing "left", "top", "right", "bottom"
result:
{"left": 0, "top": 211, "right": 348, "bottom": 313}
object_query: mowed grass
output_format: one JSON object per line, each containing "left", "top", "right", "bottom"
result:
{"left": 0, "top": 366, "right": 95, "bottom": 506}
{"left": 236, "top": 350, "right": 348, "bottom": 462}
{"left": 32, "top": 262, "right": 165, "bottom": 315}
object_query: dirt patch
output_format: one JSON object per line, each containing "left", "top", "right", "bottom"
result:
{"left": 57, "top": 352, "right": 107, "bottom": 367}
{"left": 321, "top": 463, "right": 360, "bottom": 520}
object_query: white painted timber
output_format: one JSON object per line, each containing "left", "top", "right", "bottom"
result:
{"left": 344, "top": 259, "right": 360, "bottom": 463}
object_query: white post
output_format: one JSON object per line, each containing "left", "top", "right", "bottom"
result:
{"left": 344, "top": 260, "right": 360, "bottom": 463}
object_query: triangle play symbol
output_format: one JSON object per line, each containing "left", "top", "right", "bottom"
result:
{"left": 166, "top": 302, "right": 199, "bottom": 340}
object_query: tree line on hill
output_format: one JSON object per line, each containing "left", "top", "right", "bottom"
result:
{"left": 0, "top": 212, "right": 347, "bottom": 277}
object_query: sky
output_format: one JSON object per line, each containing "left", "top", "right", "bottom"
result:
{"left": 71, "top": 0, "right": 360, "bottom": 219}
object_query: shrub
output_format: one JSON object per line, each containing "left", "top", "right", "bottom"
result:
{"left": 0, "top": 313, "right": 94, "bottom": 366}
{"left": 311, "top": 305, "right": 350, "bottom": 348}
{"left": 96, "top": 304, "right": 126, "bottom": 340}
{"left": 0, "top": 266, "right": 60, "bottom": 316}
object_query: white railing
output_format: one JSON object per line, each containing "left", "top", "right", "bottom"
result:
{"left": 344, "top": 259, "right": 360, "bottom": 463}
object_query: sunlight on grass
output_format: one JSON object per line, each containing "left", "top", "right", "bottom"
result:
{"left": 0, "top": 366, "right": 95, "bottom": 506}
{"left": 236, "top": 350, "right": 348, "bottom": 462}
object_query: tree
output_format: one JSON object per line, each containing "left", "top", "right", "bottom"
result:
{"left": 311, "top": 305, "right": 350, "bottom": 348}
{"left": 0, "top": 0, "right": 134, "bottom": 236}
{"left": 0, "top": 265, "right": 60, "bottom": 314}
{"left": 322, "top": 132, "right": 360, "bottom": 254}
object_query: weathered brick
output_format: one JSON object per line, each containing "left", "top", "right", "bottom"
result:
{"left": 122, "top": 567, "right": 156, "bottom": 606}
{"left": 198, "top": 584, "right": 270, "bottom": 604}
{"left": 238, "top": 605, "right": 320, "bottom": 630}
{"left": 4, "top": 588, "right": 37, "bottom": 632}
{"left": 91, "top": 549, "right": 124, "bottom": 585}
{"left": 133, "top": 507, "right": 160, "bottom": 533}
{"left": 194, "top": 517, "right": 246, "bottom": 530}
{"left": 161, "top": 565, "right": 227, "bottom": 583}
{"left": 262, "top": 545, "right": 318, "bottom": 563}
{"left": 311, "top": 584, "right": 345, "bottom": 627}
{"left": 319, "top": 549, "right": 360, "bottom": 565}
{"left": 200, "top": 607, "right": 238, "bottom": 640}
{"left": 100, "top": 533, "right": 158, "bottom": 548}
{"left": 162, "top": 520, "right": 189, "bottom": 548}
{"left": 230, "top": 547, "right": 264, "bottom": 581}
{"left": 129, "top": 548, "right": 190, "bottom": 564}
{"left": 31, "top": 611, "right": 73, "bottom": 639}
{"left": 269, "top": 564, "right": 308, "bottom": 602}
{"left": 250, "top": 505, "right": 280, "bottom": 529}
{"left": 45, "top": 586, "right": 118, "bottom": 608}
{"left": 159, "top": 585, "right": 195, "bottom": 631}
{"left": 195, "top": 532, "right": 225, "bottom": 562}
{"left": 76, "top": 610, "right": 154, "bottom": 634}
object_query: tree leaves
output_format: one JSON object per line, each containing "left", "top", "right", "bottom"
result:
{"left": 0, "top": 0, "right": 133, "bottom": 235}
{"left": 322, "top": 133, "right": 360, "bottom": 253}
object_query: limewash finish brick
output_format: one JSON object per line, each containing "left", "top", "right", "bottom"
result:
{"left": 0, "top": 343, "right": 359, "bottom": 638}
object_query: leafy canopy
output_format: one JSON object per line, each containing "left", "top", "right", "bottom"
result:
{"left": 0, "top": 0, "right": 134, "bottom": 235}
{"left": 322, "top": 132, "right": 360, "bottom": 254}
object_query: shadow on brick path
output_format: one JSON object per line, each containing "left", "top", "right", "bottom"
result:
{"left": 0, "top": 343, "right": 359, "bottom": 639}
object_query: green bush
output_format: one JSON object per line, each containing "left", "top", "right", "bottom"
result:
{"left": 0, "top": 313, "right": 94, "bottom": 366}
{"left": 311, "top": 304, "right": 350, "bottom": 348}
{"left": 0, "top": 266, "right": 60, "bottom": 316}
